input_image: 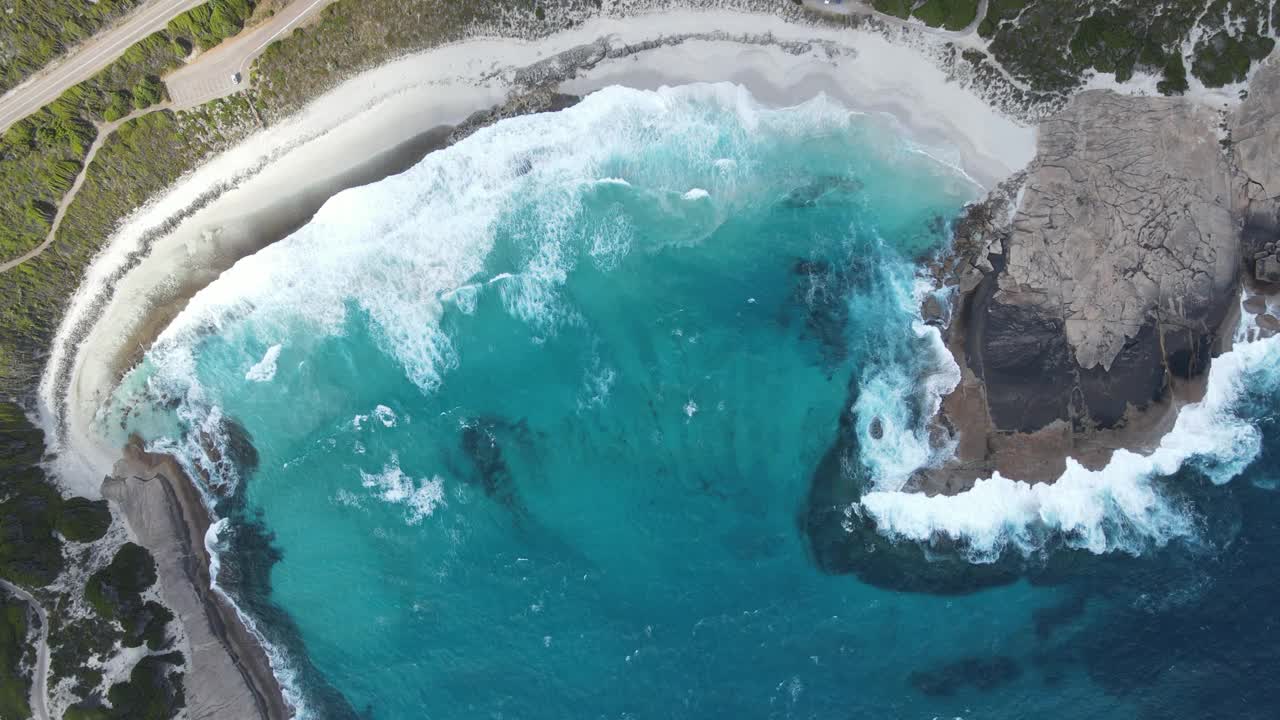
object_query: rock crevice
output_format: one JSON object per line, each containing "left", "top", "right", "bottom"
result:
{"left": 919, "top": 85, "right": 1254, "bottom": 488}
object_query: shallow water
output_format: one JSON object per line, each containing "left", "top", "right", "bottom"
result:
{"left": 105, "top": 85, "right": 1280, "bottom": 719}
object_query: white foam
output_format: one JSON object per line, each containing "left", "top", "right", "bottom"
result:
{"left": 374, "top": 405, "right": 397, "bottom": 428}
{"left": 244, "top": 344, "right": 282, "bottom": 382}
{"left": 147, "top": 84, "right": 880, "bottom": 394}
{"left": 204, "top": 517, "right": 230, "bottom": 584}
{"left": 202, "top": 516, "right": 311, "bottom": 720}
{"left": 359, "top": 458, "right": 446, "bottom": 524}
{"left": 861, "top": 324, "right": 1280, "bottom": 561}
{"left": 682, "top": 188, "right": 710, "bottom": 200}
{"left": 855, "top": 272, "right": 961, "bottom": 490}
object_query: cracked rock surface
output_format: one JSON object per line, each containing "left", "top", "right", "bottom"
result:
{"left": 978, "top": 90, "right": 1238, "bottom": 432}
{"left": 1234, "top": 53, "right": 1280, "bottom": 200}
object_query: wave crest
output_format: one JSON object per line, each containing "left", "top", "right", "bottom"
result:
{"left": 858, "top": 301, "right": 1279, "bottom": 561}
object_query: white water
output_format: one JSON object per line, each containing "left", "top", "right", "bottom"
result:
{"left": 854, "top": 274, "right": 961, "bottom": 490}
{"left": 244, "top": 345, "right": 283, "bottom": 383}
{"left": 860, "top": 298, "right": 1279, "bottom": 561}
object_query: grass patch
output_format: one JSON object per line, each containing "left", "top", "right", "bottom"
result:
{"left": 978, "top": 0, "right": 1030, "bottom": 38}
{"left": 871, "top": 0, "right": 913, "bottom": 19}
{"left": 912, "top": 0, "right": 980, "bottom": 31}
{"left": 0, "top": 2, "right": 260, "bottom": 267}
{"left": 0, "top": 0, "right": 148, "bottom": 95}
{"left": 85, "top": 542, "right": 157, "bottom": 621}
{"left": 0, "top": 403, "right": 116, "bottom": 589}
{"left": 1192, "top": 30, "right": 1276, "bottom": 86}
{"left": 64, "top": 652, "right": 186, "bottom": 720}
{"left": 57, "top": 498, "right": 113, "bottom": 543}
{"left": 0, "top": 594, "right": 32, "bottom": 720}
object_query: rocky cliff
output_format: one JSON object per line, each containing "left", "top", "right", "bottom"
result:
{"left": 918, "top": 60, "right": 1280, "bottom": 489}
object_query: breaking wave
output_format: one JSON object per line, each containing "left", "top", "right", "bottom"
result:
{"left": 857, "top": 296, "right": 1280, "bottom": 561}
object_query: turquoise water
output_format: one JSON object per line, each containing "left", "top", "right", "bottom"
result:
{"left": 107, "top": 85, "right": 1280, "bottom": 719}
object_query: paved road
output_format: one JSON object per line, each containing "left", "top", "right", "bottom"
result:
{"left": 166, "top": 0, "right": 334, "bottom": 109}
{"left": 0, "top": 579, "right": 50, "bottom": 720}
{"left": 0, "top": 0, "right": 206, "bottom": 133}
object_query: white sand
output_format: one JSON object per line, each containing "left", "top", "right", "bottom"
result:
{"left": 39, "top": 8, "right": 1037, "bottom": 498}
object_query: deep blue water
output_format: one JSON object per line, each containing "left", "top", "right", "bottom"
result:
{"left": 106, "top": 85, "right": 1280, "bottom": 720}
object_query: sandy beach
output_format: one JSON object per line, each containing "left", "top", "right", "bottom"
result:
{"left": 34, "top": 8, "right": 1037, "bottom": 716}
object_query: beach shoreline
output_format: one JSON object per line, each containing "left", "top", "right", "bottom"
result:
{"left": 36, "top": 8, "right": 1038, "bottom": 716}
{"left": 104, "top": 439, "right": 290, "bottom": 720}
{"left": 44, "top": 10, "right": 1037, "bottom": 495}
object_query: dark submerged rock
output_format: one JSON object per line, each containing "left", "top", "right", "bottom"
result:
{"left": 459, "top": 417, "right": 531, "bottom": 517}
{"left": 908, "top": 655, "right": 1023, "bottom": 697}
{"left": 868, "top": 417, "right": 884, "bottom": 440}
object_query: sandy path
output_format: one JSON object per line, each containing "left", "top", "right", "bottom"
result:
{"left": 0, "top": 104, "right": 172, "bottom": 273}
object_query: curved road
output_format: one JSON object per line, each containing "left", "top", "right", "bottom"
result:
{"left": 0, "top": 579, "right": 50, "bottom": 720}
{"left": 0, "top": 0, "right": 206, "bottom": 133}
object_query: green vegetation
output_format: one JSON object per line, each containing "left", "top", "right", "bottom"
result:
{"left": 978, "top": 0, "right": 1030, "bottom": 38}
{"left": 0, "top": 404, "right": 111, "bottom": 588}
{"left": 871, "top": 0, "right": 913, "bottom": 19}
{"left": 1158, "top": 53, "right": 1190, "bottom": 95}
{"left": 84, "top": 540, "right": 176, "bottom": 653}
{"left": 63, "top": 652, "right": 186, "bottom": 720}
{"left": 912, "top": 0, "right": 980, "bottom": 31}
{"left": 0, "top": 103, "right": 96, "bottom": 263}
{"left": 168, "top": 0, "right": 256, "bottom": 51}
{"left": 0, "top": 402, "right": 183, "bottom": 714}
{"left": 0, "top": 101, "right": 259, "bottom": 401}
{"left": 0, "top": 2, "right": 259, "bottom": 266}
{"left": 0, "top": 0, "right": 1269, "bottom": 717}
{"left": 0, "top": 593, "right": 32, "bottom": 720}
{"left": 0, "top": 461, "right": 64, "bottom": 587}
{"left": 251, "top": 0, "right": 522, "bottom": 115}
{"left": 56, "top": 498, "right": 113, "bottom": 543}
{"left": 0, "top": 0, "right": 147, "bottom": 95}
{"left": 125, "top": 601, "right": 175, "bottom": 650}
{"left": 1191, "top": 0, "right": 1275, "bottom": 87}
{"left": 1188, "top": 0, "right": 1276, "bottom": 86}
{"left": 85, "top": 542, "right": 157, "bottom": 620}
{"left": 0, "top": 0, "right": 263, "bottom": 375}
{"left": 972, "top": 0, "right": 1277, "bottom": 94}
{"left": 871, "top": 0, "right": 980, "bottom": 30}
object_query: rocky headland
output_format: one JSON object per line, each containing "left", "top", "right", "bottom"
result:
{"left": 907, "top": 55, "right": 1280, "bottom": 493}
{"left": 803, "top": 50, "right": 1280, "bottom": 593}
{"left": 103, "top": 440, "right": 290, "bottom": 720}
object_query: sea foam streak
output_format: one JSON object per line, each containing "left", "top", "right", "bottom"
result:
{"left": 359, "top": 458, "right": 446, "bottom": 524}
{"left": 245, "top": 344, "right": 282, "bottom": 382}
{"left": 859, "top": 298, "right": 1280, "bottom": 561}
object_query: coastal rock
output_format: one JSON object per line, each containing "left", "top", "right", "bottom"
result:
{"left": 1257, "top": 256, "right": 1280, "bottom": 283}
{"left": 920, "top": 293, "right": 947, "bottom": 327}
{"left": 1234, "top": 52, "right": 1280, "bottom": 199}
{"left": 1257, "top": 313, "right": 1280, "bottom": 336}
{"left": 103, "top": 443, "right": 289, "bottom": 720}
{"left": 975, "top": 90, "right": 1238, "bottom": 433}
